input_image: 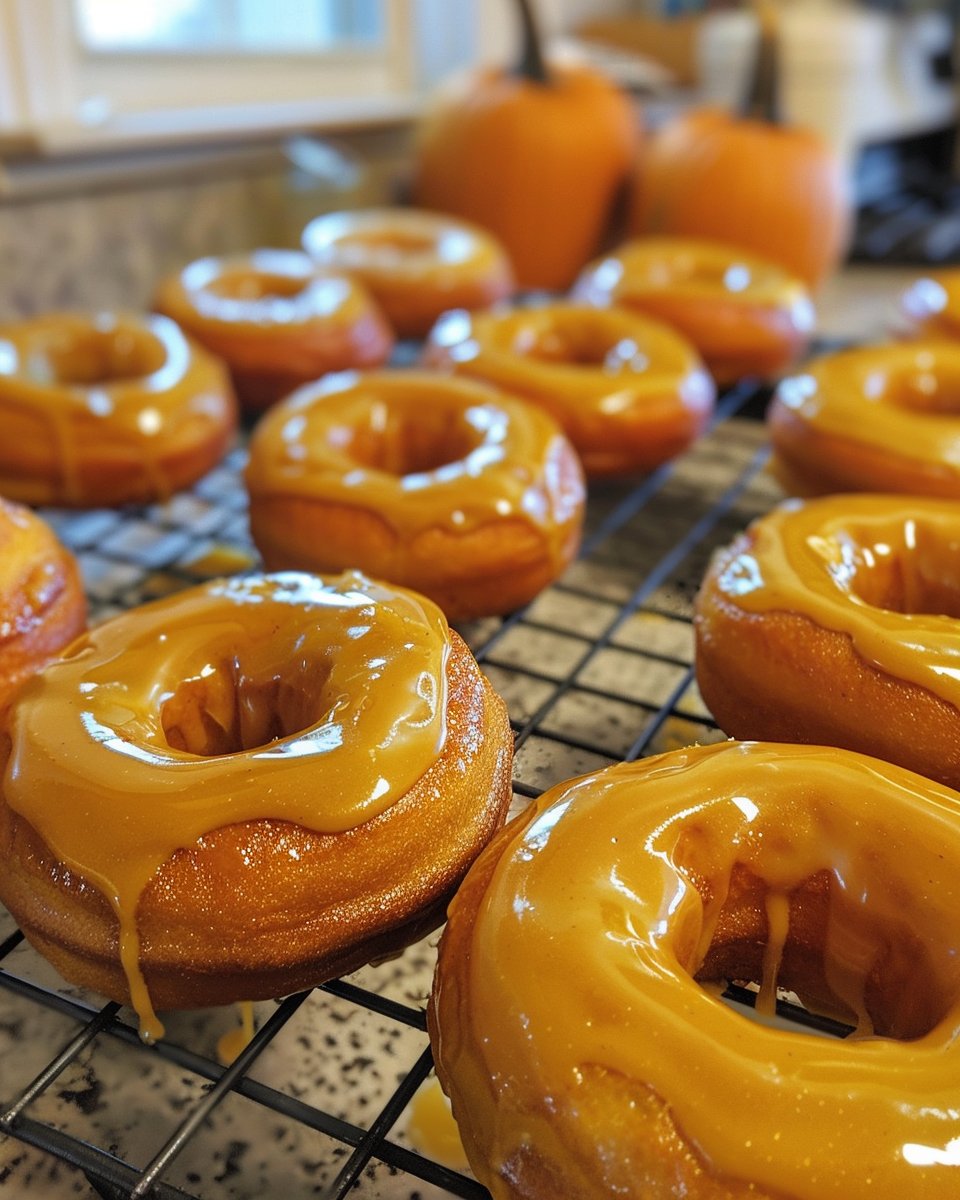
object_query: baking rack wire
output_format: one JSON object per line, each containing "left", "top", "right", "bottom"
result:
{"left": 0, "top": 377, "right": 840, "bottom": 1200}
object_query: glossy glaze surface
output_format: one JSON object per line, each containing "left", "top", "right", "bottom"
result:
{"left": 573, "top": 237, "right": 814, "bottom": 384}
{"left": 0, "top": 311, "right": 234, "bottom": 505}
{"left": 301, "top": 207, "right": 514, "bottom": 337}
{"left": 425, "top": 302, "right": 714, "bottom": 465}
{"left": 436, "top": 742, "right": 960, "bottom": 1198}
{"left": 772, "top": 343, "right": 960, "bottom": 471}
{"left": 155, "top": 249, "right": 381, "bottom": 337}
{"left": 0, "top": 497, "right": 86, "bottom": 708}
{"left": 713, "top": 494, "right": 960, "bottom": 704}
{"left": 0, "top": 499, "right": 75, "bottom": 644}
{"left": 3, "top": 571, "right": 450, "bottom": 1039}
{"left": 302, "top": 207, "right": 509, "bottom": 288}
{"left": 245, "top": 370, "right": 582, "bottom": 546}
{"left": 575, "top": 236, "right": 813, "bottom": 315}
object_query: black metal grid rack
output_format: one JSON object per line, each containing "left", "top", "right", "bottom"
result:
{"left": 0, "top": 379, "right": 815, "bottom": 1200}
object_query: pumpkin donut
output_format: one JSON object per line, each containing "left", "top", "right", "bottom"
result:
{"left": 573, "top": 236, "right": 815, "bottom": 385}
{"left": 0, "top": 571, "right": 513, "bottom": 1043}
{"left": 694, "top": 493, "right": 960, "bottom": 789}
{"left": 301, "top": 208, "right": 514, "bottom": 339}
{"left": 768, "top": 342, "right": 960, "bottom": 498}
{"left": 0, "top": 312, "right": 237, "bottom": 508}
{"left": 153, "top": 249, "right": 393, "bottom": 413}
{"left": 244, "top": 371, "right": 585, "bottom": 622}
{"left": 431, "top": 740, "right": 960, "bottom": 1200}
{"left": 0, "top": 496, "right": 86, "bottom": 711}
{"left": 424, "top": 302, "right": 715, "bottom": 478}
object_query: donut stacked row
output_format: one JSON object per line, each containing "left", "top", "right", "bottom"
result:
{"left": 696, "top": 268, "right": 960, "bottom": 791}
{"left": 428, "top": 266, "right": 960, "bottom": 1200}
{"left": 0, "top": 206, "right": 818, "bottom": 624}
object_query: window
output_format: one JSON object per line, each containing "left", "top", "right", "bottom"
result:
{"left": 0, "top": 0, "right": 475, "bottom": 153}
{"left": 75, "top": 0, "right": 384, "bottom": 54}
{"left": 0, "top": 0, "right": 625, "bottom": 159}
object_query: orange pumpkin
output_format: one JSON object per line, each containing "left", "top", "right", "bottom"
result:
{"left": 412, "top": 0, "right": 639, "bottom": 291}
{"left": 628, "top": 12, "right": 850, "bottom": 288}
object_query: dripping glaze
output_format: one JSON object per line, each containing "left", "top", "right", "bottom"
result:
{"left": 713, "top": 494, "right": 960, "bottom": 708}
{"left": 3, "top": 571, "right": 450, "bottom": 1040}
{"left": 434, "top": 742, "right": 960, "bottom": 1199}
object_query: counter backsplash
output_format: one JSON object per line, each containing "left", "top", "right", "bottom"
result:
{"left": 0, "top": 127, "right": 410, "bottom": 321}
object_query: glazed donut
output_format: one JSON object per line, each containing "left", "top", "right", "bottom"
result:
{"left": 424, "top": 302, "right": 715, "bottom": 478}
{"left": 244, "top": 371, "right": 585, "bottom": 621}
{"left": 430, "top": 740, "right": 960, "bottom": 1200}
{"left": 573, "top": 236, "right": 814, "bottom": 385}
{"left": 301, "top": 208, "right": 514, "bottom": 339}
{"left": 0, "top": 312, "right": 236, "bottom": 508}
{"left": 153, "top": 249, "right": 393, "bottom": 413}
{"left": 0, "top": 496, "right": 86, "bottom": 710}
{"left": 768, "top": 342, "right": 960, "bottom": 498}
{"left": 0, "top": 571, "right": 513, "bottom": 1042}
{"left": 899, "top": 269, "right": 960, "bottom": 341}
{"left": 694, "top": 493, "right": 960, "bottom": 788}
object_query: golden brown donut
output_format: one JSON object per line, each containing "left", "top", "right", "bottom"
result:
{"left": 573, "top": 236, "right": 815, "bottom": 385}
{"left": 153, "top": 248, "right": 393, "bottom": 413}
{"left": 431, "top": 740, "right": 960, "bottom": 1200}
{"left": 694, "top": 494, "right": 960, "bottom": 788}
{"left": 0, "top": 571, "right": 513, "bottom": 1042}
{"left": 0, "top": 312, "right": 237, "bottom": 508}
{"left": 0, "top": 496, "right": 86, "bottom": 711}
{"left": 244, "top": 370, "right": 585, "bottom": 622}
{"left": 424, "top": 302, "right": 715, "bottom": 478}
{"left": 301, "top": 207, "right": 514, "bottom": 339}
{"left": 768, "top": 342, "right": 960, "bottom": 498}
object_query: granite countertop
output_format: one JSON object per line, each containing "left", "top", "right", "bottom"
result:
{"left": 0, "top": 264, "right": 924, "bottom": 1199}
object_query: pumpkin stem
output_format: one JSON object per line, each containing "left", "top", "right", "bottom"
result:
{"left": 743, "top": 0, "right": 781, "bottom": 123}
{"left": 514, "top": 0, "right": 551, "bottom": 85}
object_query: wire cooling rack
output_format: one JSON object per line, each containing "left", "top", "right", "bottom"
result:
{"left": 0, "top": 378, "right": 818, "bottom": 1200}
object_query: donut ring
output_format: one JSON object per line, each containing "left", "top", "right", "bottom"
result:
{"left": 0, "top": 496, "right": 86, "bottom": 711}
{"left": 153, "top": 249, "right": 394, "bottom": 413}
{"left": 424, "top": 302, "right": 715, "bottom": 478}
{"left": 245, "top": 371, "right": 585, "bottom": 621}
{"left": 0, "top": 312, "right": 237, "bottom": 508}
{"left": 573, "top": 236, "right": 815, "bottom": 385}
{"left": 768, "top": 342, "right": 960, "bottom": 498}
{"left": 301, "top": 208, "right": 514, "bottom": 339}
{"left": 899, "top": 270, "right": 960, "bottom": 341}
{"left": 0, "top": 571, "right": 513, "bottom": 1042}
{"left": 431, "top": 740, "right": 960, "bottom": 1200}
{"left": 694, "top": 493, "right": 960, "bottom": 788}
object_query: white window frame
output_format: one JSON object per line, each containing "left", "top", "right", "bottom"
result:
{"left": 0, "top": 0, "right": 635, "bottom": 182}
{"left": 0, "top": 0, "right": 484, "bottom": 155}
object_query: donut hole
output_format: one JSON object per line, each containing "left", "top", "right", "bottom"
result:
{"left": 648, "top": 256, "right": 753, "bottom": 293}
{"left": 837, "top": 520, "right": 960, "bottom": 617}
{"left": 160, "top": 651, "right": 334, "bottom": 757}
{"left": 886, "top": 364, "right": 960, "bottom": 414}
{"left": 692, "top": 864, "right": 952, "bottom": 1040}
{"left": 342, "top": 404, "right": 482, "bottom": 476}
{"left": 339, "top": 230, "right": 436, "bottom": 256}
{"left": 205, "top": 271, "right": 310, "bottom": 302}
{"left": 36, "top": 327, "right": 166, "bottom": 387}
{"left": 511, "top": 316, "right": 648, "bottom": 371}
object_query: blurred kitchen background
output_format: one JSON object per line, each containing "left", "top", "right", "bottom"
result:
{"left": 0, "top": 0, "right": 958, "bottom": 320}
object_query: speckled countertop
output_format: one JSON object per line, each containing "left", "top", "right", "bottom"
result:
{"left": 0, "top": 265, "right": 918, "bottom": 1199}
